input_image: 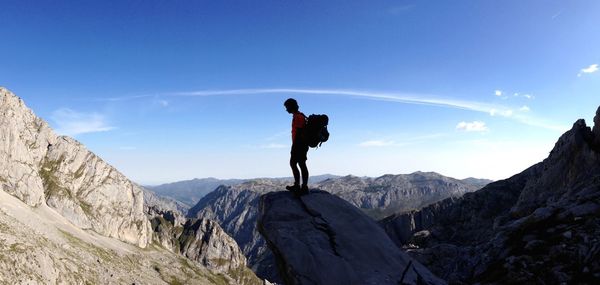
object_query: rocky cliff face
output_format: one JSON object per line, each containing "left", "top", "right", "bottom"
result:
{"left": 0, "top": 182, "right": 257, "bottom": 285}
{"left": 0, "top": 87, "right": 262, "bottom": 284}
{"left": 381, "top": 107, "right": 600, "bottom": 284}
{"left": 187, "top": 174, "right": 486, "bottom": 282}
{"left": 188, "top": 180, "right": 283, "bottom": 281}
{"left": 317, "top": 172, "right": 486, "bottom": 218}
{"left": 0, "top": 88, "right": 55, "bottom": 206}
{"left": 0, "top": 87, "right": 150, "bottom": 247}
{"left": 258, "top": 190, "right": 446, "bottom": 285}
{"left": 149, "top": 213, "right": 260, "bottom": 284}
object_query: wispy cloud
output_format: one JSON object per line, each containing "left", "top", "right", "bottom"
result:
{"left": 456, "top": 121, "right": 488, "bottom": 132}
{"left": 119, "top": 146, "right": 137, "bottom": 150}
{"left": 551, "top": 10, "right": 563, "bottom": 20}
{"left": 578, "top": 64, "right": 598, "bottom": 77}
{"left": 156, "top": 99, "right": 169, "bottom": 107}
{"left": 359, "top": 140, "right": 396, "bottom": 147}
{"left": 51, "top": 108, "right": 115, "bottom": 136}
{"left": 519, "top": 105, "right": 531, "bottom": 112}
{"left": 93, "top": 95, "right": 154, "bottom": 102}
{"left": 170, "top": 88, "right": 566, "bottom": 131}
{"left": 495, "top": 90, "right": 503, "bottom": 97}
{"left": 388, "top": 4, "right": 416, "bottom": 15}
{"left": 172, "top": 88, "right": 513, "bottom": 115}
{"left": 261, "top": 143, "right": 287, "bottom": 149}
{"left": 358, "top": 133, "right": 446, "bottom": 147}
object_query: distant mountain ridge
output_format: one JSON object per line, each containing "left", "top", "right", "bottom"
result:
{"left": 147, "top": 174, "right": 340, "bottom": 207}
{"left": 186, "top": 172, "right": 488, "bottom": 281}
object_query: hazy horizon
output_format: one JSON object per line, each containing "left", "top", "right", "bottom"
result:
{"left": 2, "top": 1, "right": 599, "bottom": 184}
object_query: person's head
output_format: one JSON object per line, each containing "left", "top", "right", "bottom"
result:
{"left": 284, "top": 98, "right": 299, "bottom": 113}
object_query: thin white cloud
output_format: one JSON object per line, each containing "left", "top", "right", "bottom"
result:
{"left": 551, "top": 10, "right": 563, "bottom": 20}
{"left": 171, "top": 88, "right": 514, "bottom": 115}
{"left": 119, "top": 146, "right": 137, "bottom": 150}
{"left": 170, "top": 88, "right": 566, "bottom": 131}
{"left": 261, "top": 143, "right": 287, "bottom": 149}
{"left": 94, "top": 95, "right": 154, "bottom": 102}
{"left": 456, "top": 121, "right": 488, "bottom": 132}
{"left": 578, "top": 64, "right": 598, "bottom": 77}
{"left": 51, "top": 108, "right": 115, "bottom": 136}
{"left": 359, "top": 140, "right": 396, "bottom": 147}
{"left": 156, "top": 100, "right": 169, "bottom": 107}
{"left": 519, "top": 105, "right": 531, "bottom": 112}
{"left": 495, "top": 90, "right": 503, "bottom": 96}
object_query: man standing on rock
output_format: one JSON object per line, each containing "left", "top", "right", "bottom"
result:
{"left": 284, "top": 98, "right": 309, "bottom": 196}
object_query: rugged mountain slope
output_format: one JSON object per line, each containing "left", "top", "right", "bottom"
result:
{"left": 258, "top": 190, "right": 446, "bottom": 285}
{"left": 0, "top": 188, "right": 242, "bottom": 284}
{"left": 0, "top": 87, "right": 261, "bottom": 284}
{"left": 188, "top": 173, "right": 486, "bottom": 281}
{"left": 0, "top": 87, "right": 150, "bottom": 247}
{"left": 380, "top": 107, "right": 600, "bottom": 284}
{"left": 188, "top": 180, "right": 284, "bottom": 281}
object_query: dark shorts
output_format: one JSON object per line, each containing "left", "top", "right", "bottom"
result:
{"left": 290, "top": 142, "right": 309, "bottom": 162}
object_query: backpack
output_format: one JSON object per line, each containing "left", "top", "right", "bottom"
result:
{"left": 303, "top": 114, "right": 329, "bottom": 148}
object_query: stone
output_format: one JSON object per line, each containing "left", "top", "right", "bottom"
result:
{"left": 258, "top": 190, "right": 446, "bottom": 285}
{"left": 0, "top": 87, "right": 151, "bottom": 247}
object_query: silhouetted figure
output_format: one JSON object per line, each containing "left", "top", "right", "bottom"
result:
{"left": 284, "top": 98, "right": 309, "bottom": 195}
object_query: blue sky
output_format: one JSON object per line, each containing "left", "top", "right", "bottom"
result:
{"left": 1, "top": 1, "right": 599, "bottom": 184}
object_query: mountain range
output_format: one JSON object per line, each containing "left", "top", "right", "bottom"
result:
{"left": 185, "top": 173, "right": 489, "bottom": 282}
{"left": 4, "top": 85, "right": 597, "bottom": 284}
{"left": 146, "top": 174, "right": 340, "bottom": 208}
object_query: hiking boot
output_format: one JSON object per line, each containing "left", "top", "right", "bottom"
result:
{"left": 298, "top": 185, "right": 309, "bottom": 196}
{"left": 286, "top": 185, "right": 300, "bottom": 192}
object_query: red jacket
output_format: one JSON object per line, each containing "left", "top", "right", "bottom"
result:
{"left": 291, "top": 112, "right": 306, "bottom": 142}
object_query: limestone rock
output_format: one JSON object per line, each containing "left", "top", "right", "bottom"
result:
{"left": 0, "top": 87, "right": 150, "bottom": 248}
{"left": 179, "top": 218, "right": 247, "bottom": 272}
{"left": 0, "top": 87, "right": 55, "bottom": 206}
{"left": 381, "top": 106, "right": 600, "bottom": 284}
{"left": 258, "top": 190, "right": 446, "bottom": 285}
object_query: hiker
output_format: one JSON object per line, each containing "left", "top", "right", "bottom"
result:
{"left": 284, "top": 98, "right": 309, "bottom": 195}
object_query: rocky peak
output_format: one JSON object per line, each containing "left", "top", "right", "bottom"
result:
{"left": 258, "top": 190, "right": 446, "bottom": 285}
{"left": 1, "top": 87, "right": 150, "bottom": 247}
{"left": 380, "top": 105, "right": 600, "bottom": 284}
{"left": 512, "top": 115, "right": 600, "bottom": 217}
{"left": 594, "top": 106, "right": 600, "bottom": 145}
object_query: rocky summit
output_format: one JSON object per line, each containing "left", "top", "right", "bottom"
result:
{"left": 0, "top": 87, "right": 150, "bottom": 247}
{"left": 0, "top": 87, "right": 261, "bottom": 284}
{"left": 258, "top": 190, "right": 446, "bottom": 285}
{"left": 381, "top": 106, "right": 600, "bottom": 284}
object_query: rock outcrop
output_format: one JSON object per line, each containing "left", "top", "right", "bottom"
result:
{"left": 188, "top": 180, "right": 283, "bottom": 282}
{"left": 149, "top": 213, "right": 260, "bottom": 284}
{"left": 0, "top": 181, "right": 257, "bottom": 285}
{"left": 0, "top": 87, "right": 55, "bottom": 206}
{"left": 188, "top": 174, "right": 486, "bottom": 282}
{"left": 0, "top": 87, "right": 151, "bottom": 247}
{"left": 381, "top": 107, "right": 600, "bottom": 284}
{"left": 258, "top": 190, "right": 446, "bottom": 285}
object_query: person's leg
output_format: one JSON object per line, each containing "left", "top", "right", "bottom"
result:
{"left": 299, "top": 160, "right": 308, "bottom": 188}
{"left": 290, "top": 158, "right": 300, "bottom": 186}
